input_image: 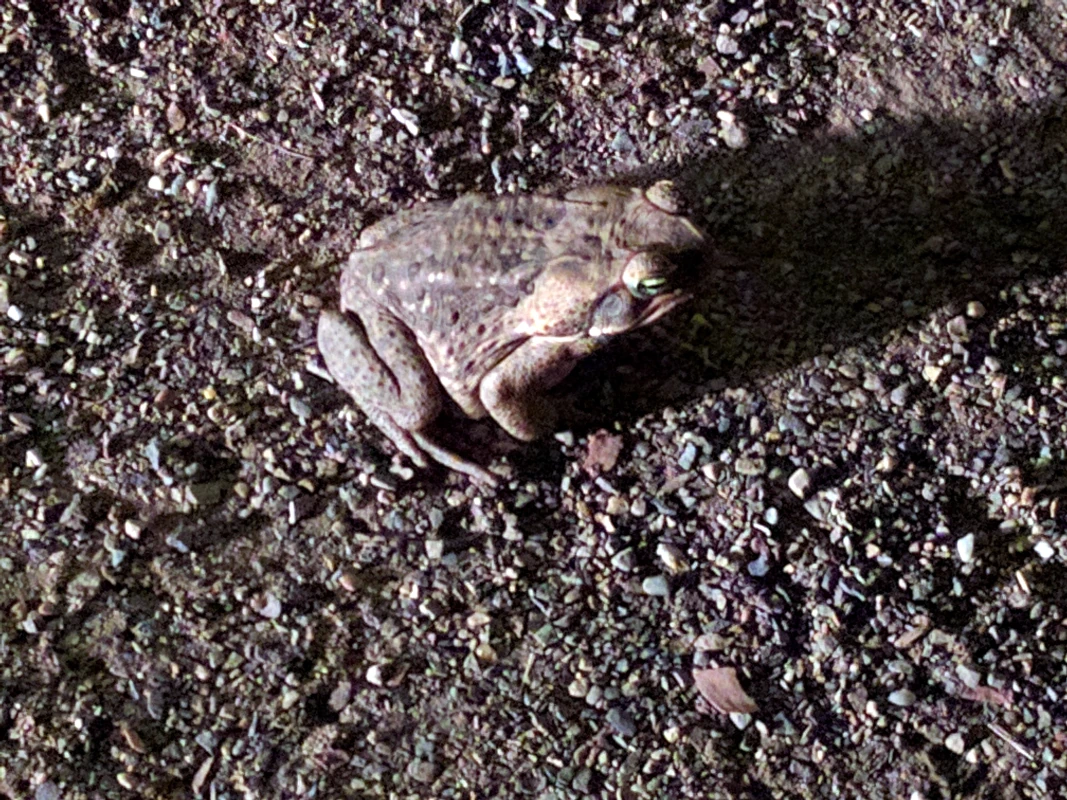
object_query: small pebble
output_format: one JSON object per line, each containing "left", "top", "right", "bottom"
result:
{"left": 888, "top": 689, "right": 916, "bottom": 707}
{"left": 889, "top": 383, "right": 910, "bottom": 406}
{"left": 945, "top": 315, "right": 969, "bottom": 342}
{"left": 955, "top": 664, "right": 981, "bottom": 689}
{"left": 338, "top": 568, "right": 360, "bottom": 592}
{"left": 778, "top": 411, "right": 809, "bottom": 437}
{"left": 610, "top": 129, "right": 634, "bottom": 152}
{"left": 945, "top": 732, "right": 966, "bottom": 754}
{"left": 678, "top": 442, "right": 698, "bottom": 471}
{"left": 606, "top": 706, "right": 636, "bottom": 737}
{"left": 329, "top": 681, "right": 352, "bottom": 712}
{"left": 693, "top": 632, "right": 727, "bottom": 652}
{"left": 804, "top": 496, "right": 829, "bottom": 522}
{"left": 407, "top": 759, "right": 436, "bottom": 784}
{"left": 957, "top": 534, "right": 975, "bottom": 563}
{"left": 1033, "top": 540, "right": 1054, "bottom": 560}
{"left": 788, "top": 468, "right": 812, "bottom": 498}
{"left": 390, "top": 107, "right": 420, "bottom": 136}
{"left": 720, "top": 120, "right": 749, "bottom": 149}
{"left": 251, "top": 592, "right": 281, "bottom": 619}
{"left": 729, "top": 712, "right": 751, "bottom": 730}
{"left": 152, "top": 219, "right": 172, "bottom": 243}
{"left": 283, "top": 393, "right": 309, "bottom": 417}
{"left": 567, "top": 675, "right": 589, "bottom": 698}
{"left": 970, "top": 46, "right": 991, "bottom": 68}
{"left": 715, "top": 34, "right": 739, "bottom": 55}
{"left": 735, "top": 457, "right": 765, "bottom": 476}
{"left": 747, "top": 553, "right": 769, "bottom": 577}
{"left": 656, "top": 542, "right": 689, "bottom": 574}
{"left": 826, "top": 19, "right": 851, "bottom": 36}
{"left": 641, "top": 575, "right": 670, "bottom": 597}
{"left": 611, "top": 548, "right": 636, "bottom": 571}
{"left": 875, "top": 453, "right": 898, "bottom": 473}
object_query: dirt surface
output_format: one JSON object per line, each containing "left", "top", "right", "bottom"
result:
{"left": 2, "top": 1, "right": 1066, "bottom": 798}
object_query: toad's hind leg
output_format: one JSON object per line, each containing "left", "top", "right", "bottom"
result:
{"left": 318, "top": 308, "right": 497, "bottom": 485}
{"left": 318, "top": 308, "right": 438, "bottom": 465}
{"left": 409, "top": 431, "right": 498, "bottom": 485}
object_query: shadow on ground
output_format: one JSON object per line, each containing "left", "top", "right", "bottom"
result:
{"left": 590, "top": 100, "right": 1067, "bottom": 417}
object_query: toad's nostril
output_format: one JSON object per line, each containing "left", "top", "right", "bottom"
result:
{"left": 667, "top": 248, "right": 704, "bottom": 272}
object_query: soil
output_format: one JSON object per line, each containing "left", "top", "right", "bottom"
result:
{"left": 2, "top": 1, "right": 1066, "bottom": 798}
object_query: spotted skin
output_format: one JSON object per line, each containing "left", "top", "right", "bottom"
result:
{"left": 317, "top": 181, "right": 706, "bottom": 483}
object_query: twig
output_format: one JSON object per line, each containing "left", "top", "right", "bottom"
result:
{"left": 987, "top": 722, "right": 1036, "bottom": 761}
{"left": 226, "top": 121, "right": 316, "bottom": 161}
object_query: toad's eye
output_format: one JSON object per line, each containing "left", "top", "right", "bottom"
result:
{"left": 633, "top": 276, "right": 668, "bottom": 298}
{"left": 624, "top": 248, "right": 701, "bottom": 299}
{"left": 623, "top": 251, "right": 672, "bottom": 299}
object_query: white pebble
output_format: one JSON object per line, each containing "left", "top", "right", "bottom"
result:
{"left": 945, "top": 732, "right": 966, "bottom": 754}
{"left": 390, "top": 107, "right": 420, "bottom": 136}
{"left": 788, "top": 468, "right": 811, "bottom": 499}
{"left": 641, "top": 575, "right": 670, "bottom": 597}
{"left": 1034, "top": 540, "right": 1054, "bottom": 560}
{"left": 956, "top": 533, "right": 975, "bottom": 563}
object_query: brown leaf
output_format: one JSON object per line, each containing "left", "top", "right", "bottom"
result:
{"left": 697, "top": 55, "right": 723, "bottom": 82}
{"left": 959, "top": 684, "right": 1013, "bottom": 708}
{"left": 1052, "top": 730, "right": 1067, "bottom": 753}
{"left": 582, "top": 430, "right": 623, "bottom": 475}
{"left": 692, "top": 666, "right": 758, "bottom": 715}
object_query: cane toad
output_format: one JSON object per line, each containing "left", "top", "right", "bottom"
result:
{"left": 318, "top": 181, "right": 706, "bottom": 484}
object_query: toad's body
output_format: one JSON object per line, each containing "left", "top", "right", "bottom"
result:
{"left": 318, "top": 181, "right": 705, "bottom": 483}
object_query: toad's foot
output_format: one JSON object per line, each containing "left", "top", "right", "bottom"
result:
{"left": 410, "top": 431, "right": 500, "bottom": 487}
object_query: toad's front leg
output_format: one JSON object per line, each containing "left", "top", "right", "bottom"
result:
{"left": 478, "top": 337, "right": 594, "bottom": 442}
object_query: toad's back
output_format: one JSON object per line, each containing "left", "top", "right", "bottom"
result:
{"left": 341, "top": 191, "right": 613, "bottom": 333}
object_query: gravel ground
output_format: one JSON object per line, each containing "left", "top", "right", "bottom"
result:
{"left": 2, "top": 1, "right": 1066, "bottom": 798}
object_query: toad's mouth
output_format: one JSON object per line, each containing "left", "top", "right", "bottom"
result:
{"left": 589, "top": 245, "right": 703, "bottom": 338}
{"left": 635, "top": 288, "right": 691, "bottom": 326}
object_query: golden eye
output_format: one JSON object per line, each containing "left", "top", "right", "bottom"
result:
{"left": 633, "top": 276, "right": 668, "bottom": 298}
{"left": 623, "top": 252, "right": 671, "bottom": 299}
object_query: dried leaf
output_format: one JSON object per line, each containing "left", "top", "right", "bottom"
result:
{"left": 959, "top": 684, "right": 1013, "bottom": 708}
{"left": 582, "top": 430, "right": 623, "bottom": 475}
{"left": 692, "top": 667, "right": 758, "bottom": 715}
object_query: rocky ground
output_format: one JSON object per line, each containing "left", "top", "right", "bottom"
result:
{"left": 2, "top": 1, "right": 1066, "bottom": 798}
